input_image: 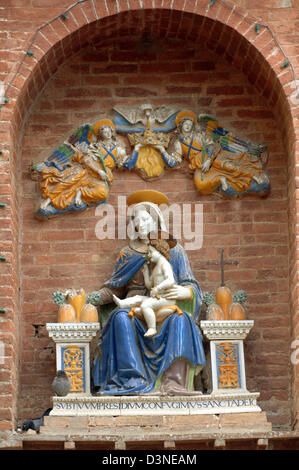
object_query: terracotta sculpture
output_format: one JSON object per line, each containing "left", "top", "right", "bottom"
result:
{"left": 31, "top": 105, "right": 271, "bottom": 220}
{"left": 53, "top": 288, "right": 99, "bottom": 323}
{"left": 171, "top": 110, "right": 270, "bottom": 197}
{"left": 204, "top": 287, "right": 246, "bottom": 321}
{"left": 114, "top": 104, "right": 181, "bottom": 179}
{"left": 113, "top": 239, "right": 182, "bottom": 338}
{"left": 88, "top": 190, "right": 206, "bottom": 395}
{"left": 203, "top": 248, "right": 246, "bottom": 320}
{"left": 32, "top": 119, "right": 128, "bottom": 219}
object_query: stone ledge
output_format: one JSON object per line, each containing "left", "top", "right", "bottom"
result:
{"left": 5, "top": 429, "right": 299, "bottom": 450}
{"left": 43, "top": 413, "right": 220, "bottom": 429}
{"left": 38, "top": 411, "right": 271, "bottom": 437}
{"left": 46, "top": 322, "right": 100, "bottom": 342}
{"left": 200, "top": 320, "right": 254, "bottom": 340}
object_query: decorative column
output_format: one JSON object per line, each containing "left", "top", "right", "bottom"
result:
{"left": 46, "top": 322, "right": 100, "bottom": 396}
{"left": 200, "top": 320, "right": 255, "bottom": 394}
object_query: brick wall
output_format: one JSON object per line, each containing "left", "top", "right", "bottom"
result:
{"left": 0, "top": 0, "right": 298, "bottom": 432}
{"left": 20, "top": 36, "right": 290, "bottom": 427}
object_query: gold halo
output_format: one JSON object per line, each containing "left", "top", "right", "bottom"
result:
{"left": 175, "top": 110, "right": 197, "bottom": 127}
{"left": 127, "top": 190, "right": 169, "bottom": 207}
{"left": 93, "top": 119, "right": 115, "bottom": 136}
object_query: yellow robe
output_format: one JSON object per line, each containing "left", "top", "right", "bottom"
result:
{"left": 40, "top": 148, "right": 115, "bottom": 210}
{"left": 179, "top": 136, "right": 263, "bottom": 195}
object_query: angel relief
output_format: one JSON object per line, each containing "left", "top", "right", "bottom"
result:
{"left": 114, "top": 104, "right": 182, "bottom": 180}
{"left": 31, "top": 104, "right": 270, "bottom": 219}
{"left": 172, "top": 111, "right": 270, "bottom": 198}
{"left": 31, "top": 119, "right": 128, "bottom": 219}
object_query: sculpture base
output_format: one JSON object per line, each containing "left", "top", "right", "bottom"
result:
{"left": 50, "top": 391, "right": 261, "bottom": 417}
{"left": 39, "top": 408, "right": 272, "bottom": 446}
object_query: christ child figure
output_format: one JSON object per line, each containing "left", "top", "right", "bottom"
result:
{"left": 113, "top": 239, "right": 177, "bottom": 338}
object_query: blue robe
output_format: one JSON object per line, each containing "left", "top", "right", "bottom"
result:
{"left": 92, "top": 243, "right": 206, "bottom": 394}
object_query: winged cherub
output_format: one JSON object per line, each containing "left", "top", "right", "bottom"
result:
{"left": 32, "top": 119, "right": 128, "bottom": 218}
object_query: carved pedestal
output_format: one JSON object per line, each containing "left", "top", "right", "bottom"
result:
{"left": 46, "top": 322, "right": 100, "bottom": 396}
{"left": 200, "top": 320, "right": 260, "bottom": 413}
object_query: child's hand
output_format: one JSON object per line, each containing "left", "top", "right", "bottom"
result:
{"left": 151, "top": 287, "right": 159, "bottom": 297}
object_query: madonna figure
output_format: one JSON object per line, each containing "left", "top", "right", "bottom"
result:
{"left": 90, "top": 190, "right": 206, "bottom": 395}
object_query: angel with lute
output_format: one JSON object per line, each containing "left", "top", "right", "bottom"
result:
{"left": 32, "top": 119, "right": 128, "bottom": 219}
{"left": 171, "top": 110, "right": 270, "bottom": 198}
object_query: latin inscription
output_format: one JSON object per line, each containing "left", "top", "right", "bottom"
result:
{"left": 53, "top": 398, "right": 256, "bottom": 411}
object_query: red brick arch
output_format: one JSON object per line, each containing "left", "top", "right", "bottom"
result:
{"left": 4, "top": 2, "right": 297, "bottom": 144}
{"left": 0, "top": 0, "right": 298, "bottom": 433}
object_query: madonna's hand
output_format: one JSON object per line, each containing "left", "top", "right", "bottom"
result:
{"left": 162, "top": 285, "right": 192, "bottom": 301}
